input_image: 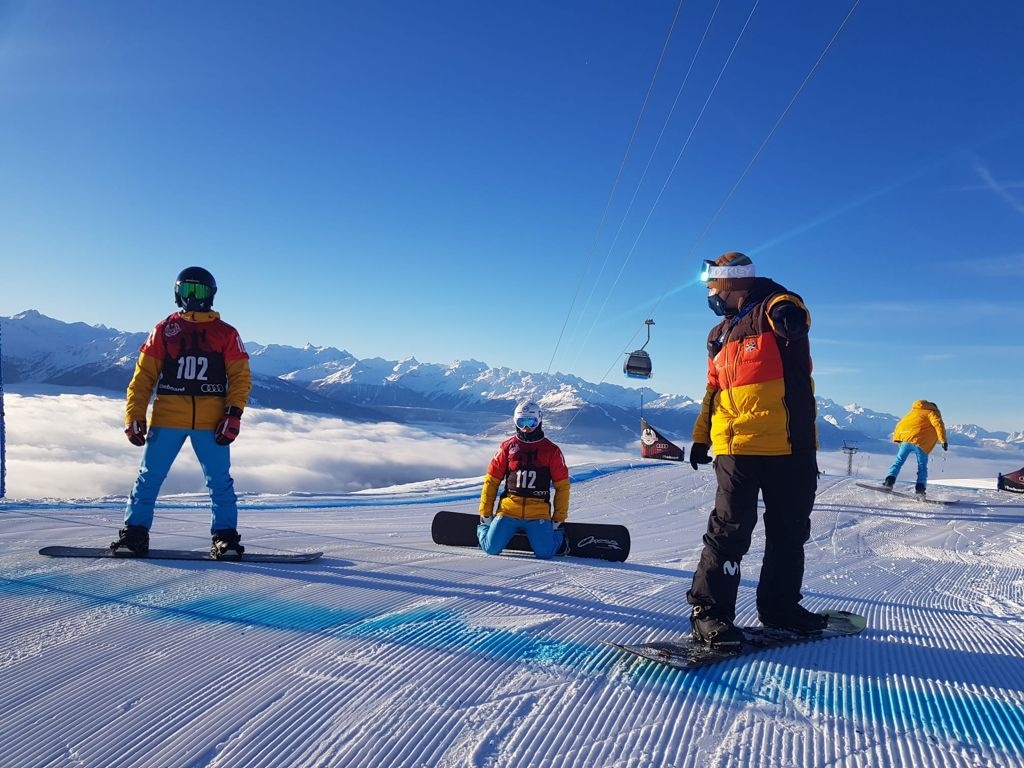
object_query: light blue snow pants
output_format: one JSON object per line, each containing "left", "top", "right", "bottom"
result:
{"left": 124, "top": 427, "right": 238, "bottom": 534}
{"left": 887, "top": 442, "right": 929, "bottom": 486}
{"left": 477, "top": 515, "right": 564, "bottom": 560}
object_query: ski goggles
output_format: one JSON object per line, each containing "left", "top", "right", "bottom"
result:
{"left": 177, "top": 282, "right": 214, "bottom": 300}
{"left": 515, "top": 416, "right": 540, "bottom": 431}
{"left": 699, "top": 259, "right": 755, "bottom": 284}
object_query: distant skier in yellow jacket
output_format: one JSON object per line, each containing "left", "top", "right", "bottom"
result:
{"left": 884, "top": 400, "right": 948, "bottom": 496}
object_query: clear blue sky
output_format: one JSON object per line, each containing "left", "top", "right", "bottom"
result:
{"left": 1, "top": 1, "right": 1022, "bottom": 431}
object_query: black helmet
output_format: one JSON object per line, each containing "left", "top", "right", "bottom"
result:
{"left": 174, "top": 267, "right": 217, "bottom": 312}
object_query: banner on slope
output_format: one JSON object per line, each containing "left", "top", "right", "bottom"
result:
{"left": 997, "top": 467, "right": 1024, "bottom": 493}
{"left": 640, "top": 417, "right": 685, "bottom": 462}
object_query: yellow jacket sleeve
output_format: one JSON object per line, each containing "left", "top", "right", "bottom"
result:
{"left": 692, "top": 385, "right": 716, "bottom": 444}
{"left": 929, "top": 410, "right": 948, "bottom": 446}
{"left": 552, "top": 477, "right": 570, "bottom": 523}
{"left": 125, "top": 352, "right": 162, "bottom": 424}
{"left": 226, "top": 356, "right": 253, "bottom": 412}
{"left": 479, "top": 474, "right": 501, "bottom": 516}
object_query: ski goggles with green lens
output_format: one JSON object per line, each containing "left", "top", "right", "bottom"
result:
{"left": 699, "top": 259, "right": 755, "bottom": 284}
{"left": 515, "top": 416, "right": 540, "bottom": 430}
{"left": 177, "top": 282, "right": 214, "bottom": 300}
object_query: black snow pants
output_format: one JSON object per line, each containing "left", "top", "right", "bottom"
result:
{"left": 686, "top": 452, "right": 818, "bottom": 622}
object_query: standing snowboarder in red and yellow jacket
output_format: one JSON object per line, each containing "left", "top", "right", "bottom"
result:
{"left": 686, "top": 252, "right": 826, "bottom": 648}
{"left": 478, "top": 401, "right": 570, "bottom": 559}
{"left": 112, "top": 267, "right": 252, "bottom": 559}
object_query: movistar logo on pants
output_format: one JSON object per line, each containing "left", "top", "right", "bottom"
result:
{"left": 723, "top": 561, "right": 739, "bottom": 576}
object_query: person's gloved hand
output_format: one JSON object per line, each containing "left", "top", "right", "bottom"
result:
{"left": 125, "top": 420, "right": 147, "bottom": 446}
{"left": 689, "top": 442, "right": 712, "bottom": 470}
{"left": 480, "top": 515, "right": 493, "bottom": 526}
{"left": 553, "top": 520, "right": 564, "bottom": 530}
{"left": 215, "top": 406, "right": 243, "bottom": 445}
{"left": 942, "top": 443, "right": 948, "bottom": 451}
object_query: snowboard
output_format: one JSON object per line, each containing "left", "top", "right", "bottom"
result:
{"left": 855, "top": 481, "right": 958, "bottom": 505}
{"left": 607, "top": 609, "right": 866, "bottom": 671}
{"left": 431, "top": 510, "right": 630, "bottom": 562}
{"left": 39, "top": 546, "right": 323, "bottom": 563}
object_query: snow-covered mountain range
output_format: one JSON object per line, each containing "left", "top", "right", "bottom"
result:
{"left": 3, "top": 310, "right": 1022, "bottom": 452}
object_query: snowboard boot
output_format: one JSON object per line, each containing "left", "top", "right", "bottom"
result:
{"left": 758, "top": 604, "right": 828, "bottom": 634}
{"left": 211, "top": 528, "right": 245, "bottom": 560}
{"left": 883, "top": 475, "right": 896, "bottom": 489}
{"left": 915, "top": 483, "right": 926, "bottom": 497}
{"left": 690, "top": 605, "right": 743, "bottom": 648}
{"left": 110, "top": 525, "right": 149, "bottom": 556}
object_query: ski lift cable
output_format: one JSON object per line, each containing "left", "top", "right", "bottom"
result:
{"left": 545, "top": 0, "right": 687, "bottom": 375}
{"left": 561, "top": 334, "right": 644, "bottom": 433}
{"left": 646, "top": 0, "right": 862, "bottom": 321}
{"left": 570, "top": 0, "right": 761, "bottom": 371}
{"left": 562, "top": 0, "right": 724, "bottom": 363}
{"left": 561, "top": 1, "right": 860, "bottom": 433}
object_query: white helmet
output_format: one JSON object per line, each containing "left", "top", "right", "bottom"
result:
{"left": 513, "top": 400, "right": 542, "bottom": 432}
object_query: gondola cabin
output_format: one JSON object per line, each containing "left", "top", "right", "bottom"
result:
{"left": 624, "top": 349, "right": 652, "bottom": 379}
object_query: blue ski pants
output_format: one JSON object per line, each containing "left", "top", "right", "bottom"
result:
{"left": 477, "top": 515, "right": 564, "bottom": 560}
{"left": 886, "top": 442, "right": 929, "bottom": 486}
{"left": 124, "top": 427, "right": 238, "bottom": 534}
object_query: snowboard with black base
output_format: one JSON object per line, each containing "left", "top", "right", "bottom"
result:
{"left": 40, "top": 546, "right": 322, "bottom": 563}
{"left": 431, "top": 510, "right": 630, "bottom": 562}
{"left": 607, "top": 609, "right": 866, "bottom": 671}
{"left": 41, "top": 527, "right": 321, "bottom": 563}
{"left": 855, "top": 481, "right": 957, "bottom": 505}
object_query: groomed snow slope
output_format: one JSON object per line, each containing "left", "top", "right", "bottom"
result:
{"left": 2, "top": 463, "right": 1022, "bottom": 767}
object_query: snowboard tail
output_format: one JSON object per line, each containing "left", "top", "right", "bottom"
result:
{"left": 608, "top": 609, "right": 866, "bottom": 671}
{"left": 39, "top": 546, "right": 323, "bottom": 563}
{"left": 431, "top": 510, "right": 630, "bottom": 562}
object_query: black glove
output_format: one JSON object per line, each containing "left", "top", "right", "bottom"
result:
{"left": 125, "top": 420, "right": 147, "bottom": 446}
{"left": 689, "top": 442, "right": 712, "bottom": 470}
{"left": 942, "top": 443, "right": 948, "bottom": 451}
{"left": 215, "top": 406, "right": 243, "bottom": 445}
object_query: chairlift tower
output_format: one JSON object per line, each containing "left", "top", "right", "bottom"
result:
{"left": 842, "top": 440, "right": 859, "bottom": 477}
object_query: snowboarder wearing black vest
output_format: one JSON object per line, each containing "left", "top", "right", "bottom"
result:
{"left": 111, "top": 267, "right": 252, "bottom": 559}
{"left": 477, "top": 401, "right": 570, "bottom": 559}
{"left": 686, "top": 252, "right": 827, "bottom": 648}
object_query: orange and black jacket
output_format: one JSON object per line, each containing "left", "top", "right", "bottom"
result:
{"left": 479, "top": 432, "right": 570, "bottom": 522}
{"left": 692, "top": 278, "right": 817, "bottom": 456}
{"left": 126, "top": 311, "right": 252, "bottom": 430}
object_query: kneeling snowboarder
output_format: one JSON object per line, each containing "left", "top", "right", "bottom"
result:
{"left": 478, "top": 401, "right": 569, "bottom": 559}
